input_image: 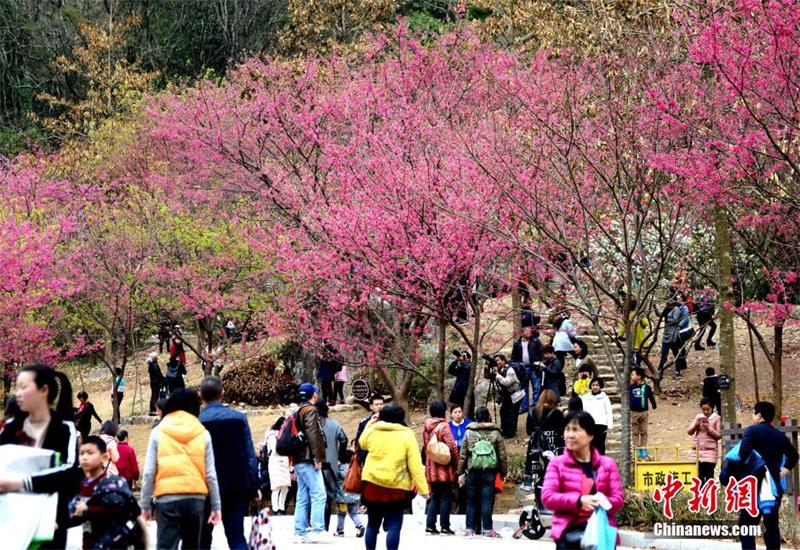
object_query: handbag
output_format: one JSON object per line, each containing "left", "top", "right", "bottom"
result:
{"left": 248, "top": 507, "right": 276, "bottom": 550}
{"left": 427, "top": 424, "right": 452, "bottom": 466}
{"left": 494, "top": 473, "right": 504, "bottom": 493}
{"left": 342, "top": 451, "right": 363, "bottom": 494}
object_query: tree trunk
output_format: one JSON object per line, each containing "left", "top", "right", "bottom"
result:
{"left": 195, "top": 318, "right": 205, "bottom": 353}
{"left": 437, "top": 319, "right": 446, "bottom": 401}
{"left": 511, "top": 286, "right": 521, "bottom": 338}
{"left": 620, "top": 317, "right": 635, "bottom": 487}
{"left": 773, "top": 325, "right": 783, "bottom": 419}
{"left": 747, "top": 318, "right": 760, "bottom": 401}
{"left": 462, "top": 306, "right": 481, "bottom": 418}
{"left": 714, "top": 207, "right": 737, "bottom": 423}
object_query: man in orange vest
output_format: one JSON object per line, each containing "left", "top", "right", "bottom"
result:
{"left": 139, "top": 388, "right": 222, "bottom": 549}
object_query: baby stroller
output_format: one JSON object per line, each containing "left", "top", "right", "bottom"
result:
{"left": 513, "top": 428, "right": 562, "bottom": 540}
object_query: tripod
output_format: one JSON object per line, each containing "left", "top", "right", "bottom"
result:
{"left": 484, "top": 376, "right": 500, "bottom": 421}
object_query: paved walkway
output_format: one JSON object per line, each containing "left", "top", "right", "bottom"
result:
{"left": 68, "top": 513, "right": 759, "bottom": 549}
{"left": 68, "top": 513, "right": 557, "bottom": 549}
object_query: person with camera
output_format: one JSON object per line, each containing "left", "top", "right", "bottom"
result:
{"left": 493, "top": 355, "right": 525, "bottom": 439}
{"left": 512, "top": 326, "right": 544, "bottom": 415}
{"left": 447, "top": 351, "right": 473, "bottom": 409}
{"left": 537, "top": 345, "right": 565, "bottom": 400}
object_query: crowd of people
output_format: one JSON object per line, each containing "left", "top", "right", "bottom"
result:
{"left": 0, "top": 284, "right": 796, "bottom": 550}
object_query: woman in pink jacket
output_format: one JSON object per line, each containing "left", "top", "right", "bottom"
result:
{"left": 687, "top": 397, "right": 722, "bottom": 484}
{"left": 541, "top": 411, "right": 624, "bottom": 549}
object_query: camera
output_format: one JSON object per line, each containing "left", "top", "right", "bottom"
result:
{"left": 482, "top": 353, "right": 497, "bottom": 380}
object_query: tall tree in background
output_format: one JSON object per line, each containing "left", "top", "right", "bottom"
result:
{"left": 458, "top": 48, "right": 694, "bottom": 484}
{"left": 35, "top": 11, "right": 158, "bottom": 141}
{"left": 651, "top": 0, "right": 800, "bottom": 418}
{"left": 144, "top": 31, "right": 520, "bottom": 410}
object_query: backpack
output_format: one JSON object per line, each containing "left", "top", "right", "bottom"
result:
{"left": 166, "top": 360, "right": 180, "bottom": 379}
{"left": 85, "top": 475, "right": 143, "bottom": 547}
{"left": 508, "top": 362, "right": 528, "bottom": 388}
{"left": 275, "top": 406, "right": 311, "bottom": 457}
{"left": 426, "top": 424, "right": 451, "bottom": 466}
{"left": 259, "top": 444, "right": 271, "bottom": 494}
{"left": 529, "top": 409, "right": 558, "bottom": 454}
{"left": 470, "top": 431, "right": 498, "bottom": 470}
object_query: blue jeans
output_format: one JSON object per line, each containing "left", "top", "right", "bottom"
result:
{"left": 365, "top": 501, "right": 404, "bottom": 550}
{"left": 465, "top": 469, "right": 496, "bottom": 532}
{"left": 519, "top": 367, "right": 541, "bottom": 412}
{"left": 426, "top": 482, "right": 453, "bottom": 530}
{"left": 336, "top": 502, "right": 363, "bottom": 532}
{"left": 294, "top": 462, "right": 327, "bottom": 535}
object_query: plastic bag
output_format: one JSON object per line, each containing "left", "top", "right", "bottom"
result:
{"left": 580, "top": 507, "right": 617, "bottom": 550}
{"left": 411, "top": 494, "right": 427, "bottom": 517}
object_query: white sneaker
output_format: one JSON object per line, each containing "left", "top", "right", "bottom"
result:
{"left": 307, "top": 531, "right": 335, "bottom": 543}
{"left": 293, "top": 534, "right": 311, "bottom": 544}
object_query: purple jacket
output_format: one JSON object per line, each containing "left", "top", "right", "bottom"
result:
{"left": 541, "top": 447, "right": 624, "bottom": 543}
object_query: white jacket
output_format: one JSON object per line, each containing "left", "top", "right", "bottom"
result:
{"left": 552, "top": 319, "right": 576, "bottom": 352}
{"left": 496, "top": 366, "right": 525, "bottom": 404}
{"left": 581, "top": 391, "right": 614, "bottom": 429}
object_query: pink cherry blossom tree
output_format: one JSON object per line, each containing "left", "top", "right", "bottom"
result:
{"left": 144, "top": 29, "right": 522, "bottom": 411}
{"left": 650, "top": 0, "right": 800, "bottom": 416}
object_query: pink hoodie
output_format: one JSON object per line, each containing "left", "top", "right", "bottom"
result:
{"left": 687, "top": 412, "right": 721, "bottom": 464}
{"left": 541, "top": 447, "right": 624, "bottom": 543}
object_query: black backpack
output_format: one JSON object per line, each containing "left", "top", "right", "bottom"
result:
{"left": 85, "top": 475, "right": 143, "bottom": 547}
{"left": 275, "top": 406, "right": 311, "bottom": 457}
{"left": 259, "top": 444, "right": 271, "bottom": 494}
{"left": 509, "top": 362, "right": 529, "bottom": 388}
{"left": 166, "top": 360, "right": 180, "bottom": 379}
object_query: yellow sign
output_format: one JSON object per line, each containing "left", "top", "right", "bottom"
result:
{"left": 634, "top": 447, "right": 698, "bottom": 493}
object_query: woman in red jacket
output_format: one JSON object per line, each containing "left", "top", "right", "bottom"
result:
{"left": 541, "top": 411, "right": 624, "bottom": 549}
{"left": 422, "top": 400, "right": 459, "bottom": 535}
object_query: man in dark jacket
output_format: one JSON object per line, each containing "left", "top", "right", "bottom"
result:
{"left": 293, "top": 383, "right": 330, "bottom": 543}
{"left": 512, "top": 326, "right": 544, "bottom": 414}
{"left": 198, "top": 376, "right": 259, "bottom": 550}
{"left": 355, "top": 392, "right": 384, "bottom": 466}
{"left": 447, "top": 351, "right": 472, "bottom": 408}
{"left": 735, "top": 401, "right": 799, "bottom": 550}
{"left": 539, "top": 345, "right": 563, "bottom": 399}
{"left": 316, "top": 342, "right": 342, "bottom": 406}
{"left": 146, "top": 353, "right": 164, "bottom": 415}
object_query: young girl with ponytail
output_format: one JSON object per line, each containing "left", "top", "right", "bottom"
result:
{"left": 0, "top": 364, "right": 82, "bottom": 549}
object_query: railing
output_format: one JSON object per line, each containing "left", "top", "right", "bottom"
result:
{"left": 721, "top": 419, "right": 800, "bottom": 498}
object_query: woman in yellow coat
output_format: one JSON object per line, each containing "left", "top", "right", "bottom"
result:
{"left": 359, "top": 403, "right": 429, "bottom": 550}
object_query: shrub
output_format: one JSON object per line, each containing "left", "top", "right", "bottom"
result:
{"left": 617, "top": 490, "right": 737, "bottom": 528}
{"left": 505, "top": 453, "right": 527, "bottom": 482}
{"left": 620, "top": 489, "right": 800, "bottom": 546}
{"left": 222, "top": 355, "right": 297, "bottom": 406}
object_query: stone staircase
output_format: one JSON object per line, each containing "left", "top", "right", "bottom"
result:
{"left": 575, "top": 334, "right": 623, "bottom": 462}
